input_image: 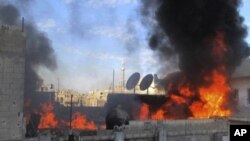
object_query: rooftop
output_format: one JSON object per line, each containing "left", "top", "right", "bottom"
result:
{"left": 232, "top": 57, "right": 250, "bottom": 78}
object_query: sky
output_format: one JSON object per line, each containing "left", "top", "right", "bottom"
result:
{"left": 4, "top": 0, "right": 250, "bottom": 92}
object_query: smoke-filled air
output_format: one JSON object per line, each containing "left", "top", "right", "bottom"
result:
{"left": 138, "top": 0, "right": 250, "bottom": 119}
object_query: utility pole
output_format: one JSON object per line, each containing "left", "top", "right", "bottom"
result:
{"left": 68, "top": 94, "right": 74, "bottom": 141}
{"left": 57, "top": 78, "right": 60, "bottom": 92}
{"left": 70, "top": 94, "right": 73, "bottom": 129}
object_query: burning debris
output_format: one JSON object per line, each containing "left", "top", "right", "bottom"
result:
{"left": 70, "top": 112, "right": 96, "bottom": 130}
{"left": 39, "top": 103, "right": 96, "bottom": 129}
{"left": 25, "top": 101, "right": 97, "bottom": 136}
{"left": 1, "top": 2, "right": 250, "bottom": 141}
{"left": 38, "top": 103, "right": 58, "bottom": 129}
{"left": 139, "top": 0, "right": 250, "bottom": 119}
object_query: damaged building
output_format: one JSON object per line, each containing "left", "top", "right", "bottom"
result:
{"left": 0, "top": 26, "right": 250, "bottom": 141}
{"left": 1, "top": 0, "right": 250, "bottom": 141}
{"left": 0, "top": 25, "right": 25, "bottom": 140}
{"left": 0, "top": 25, "right": 250, "bottom": 141}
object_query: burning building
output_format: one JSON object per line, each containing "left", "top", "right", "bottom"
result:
{"left": 1, "top": 0, "right": 250, "bottom": 140}
{"left": 80, "top": 0, "right": 250, "bottom": 140}
{"left": 137, "top": 0, "right": 250, "bottom": 120}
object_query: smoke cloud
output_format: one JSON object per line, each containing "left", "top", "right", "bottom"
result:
{"left": 0, "top": 4, "right": 57, "bottom": 109}
{"left": 139, "top": 0, "right": 250, "bottom": 118}
{"left": 141, "top": 0, "right": 249, "bottom": 79}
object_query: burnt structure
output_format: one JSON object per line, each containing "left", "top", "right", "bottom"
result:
{"left": 105, "top": 105, "right": 129, "bottom": 130}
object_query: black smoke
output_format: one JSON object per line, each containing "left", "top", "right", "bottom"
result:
{"left": 141, "top": 0, "right": 249, "bottom": 81}
{"left": 139, "top": 0, "right": 250, "bottom": 118}
{"left": 0, "top": 5, "right": 19, "bottom": 25}
{"left": 0, "top": 4, "right": 57, "bottom": 94}
{"left": 0, "top": 4, "right": 57, "bottom": 124}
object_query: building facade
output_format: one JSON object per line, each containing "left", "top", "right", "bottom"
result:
{"left": 0, "top": 25, "right": 26, "bottom": 140}
{"left": 231, "top": 57, "right": 250, "bottom": 118}
{"left": 55, "top": 89, "right": 108, "bottom": 107}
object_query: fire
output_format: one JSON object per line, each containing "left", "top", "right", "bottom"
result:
{"left": 27, "top": 101, "right": 97, "bottom": 130}
{"left": 170, "top": 95, "right": 187, "bottom": 104}
{"left": 140, "top": 103, "right": 171, "bottom": 120}
{"left": 139, "top": 103, "right": 170, "bottom": 120}
{"left": 139, "top": 103, "right": 149, "bottom": 120}
{"left": 70, "top": 112, "right": 96, "bottom": 130}
{"left": 138, "top": 32, "right": 232, "bottom": 120}
{"left": 38, "top": 103, "right": 58, "bottom": 129}
{"left": 151, "top": 109, "right": 165, "bottom": 120}
{"left": 190, "top": 32, "right": 231, "bottom": 118}
{"left": 190, "top": 69, "right": 231, "bottom": 118}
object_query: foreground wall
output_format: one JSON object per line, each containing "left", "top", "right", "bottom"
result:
{"left": 80, "top": 119, "right": 229, "bottom": 141}
{"left": 0, "top": 26, "right": 25, "bottom": 140}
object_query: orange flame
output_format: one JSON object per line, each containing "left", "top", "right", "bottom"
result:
{"left": 190, "top": 32, "right": 231, "bottom": 118}
{"left": 170, "top": 95, "right": 187, "bottom": 104}
{"left": 138, "top": 32, "right": 232, "bottom": 120}
{"left": 38, "top": 103, "right": 58, "bottom": 129}
{"left": 139, "top": 103, "right": 149, "bottom": 120}
{"left": 151, "top": 109, "right": 165, "bottom": 120}
{"left": 71, "top": 112, "right": 96, "bottom": 130}
{"left": 190, "top": 69, "right": 231, "bottom": 118}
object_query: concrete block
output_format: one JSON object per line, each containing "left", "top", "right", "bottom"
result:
{"left": 0, "top": 26, "right": 25, "bottom": 141}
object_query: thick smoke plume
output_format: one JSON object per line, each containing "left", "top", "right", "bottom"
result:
{"left": 139, "top": 0, "right": 250, "bottom": 119}
{"left": 142, "top": 0, "right": 249, "bottom": 82}
{"left": 0, "top": 4, "right": 57, "bottom": 111}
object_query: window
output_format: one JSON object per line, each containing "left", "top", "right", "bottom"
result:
{"left": 248, "top": 89, "right": 250, "bottom": 104}
{"left": 231, "top": 89, "right": 239, "bottom": 105}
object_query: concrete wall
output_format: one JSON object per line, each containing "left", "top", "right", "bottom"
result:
{"left": 0, "top": 26, "right": 25, "bottom": 140}
{"left": 80, "top": 119, "right": 229, "bottom": 141}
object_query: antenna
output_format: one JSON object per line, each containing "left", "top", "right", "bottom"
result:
{"left": 140, "top": 74, "right": 153, "bottom": 94}
{"left": 112, "top": 69, "right": 115, "bottom": 93}
{"left": 126, "top": 72, "right": 140, "bottom": 94}
{"left": 121, "top": 60, "right": 125, "bottom": 90}
{"left": 22, "top": 17, "right": 24, "bottom": 32}
{"left": 57, "top": 78, "right": 60, "bottom": 92}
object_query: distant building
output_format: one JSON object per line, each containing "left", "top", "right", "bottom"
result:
{"left": 55, "top": 89, "right": 82, "bottom": 107}
{"left": 37, "top": 84, "right": 55, "bottom": 92}
{"left": 231, "top": 57, "right": 250, "bottom": 118}
{"left": 83, "top": 90, "right": 108, "bottom": 107}
{"left": 0, "top": 25, "right": 26, "bottom": 140}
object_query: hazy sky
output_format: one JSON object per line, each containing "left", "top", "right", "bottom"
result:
{"left": 6, "top": 0, "right": 250, "bottom": 92}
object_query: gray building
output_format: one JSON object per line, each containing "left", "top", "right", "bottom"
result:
{"left": 0, "top": 25, "right": 26, "bottom": 140}
{"left": 231, "top": 57, "right": 250, "bottom": 118}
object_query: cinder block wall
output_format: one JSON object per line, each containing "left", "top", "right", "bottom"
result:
{"left": 0, "top": 26, "right": 25, "bottom": 141}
